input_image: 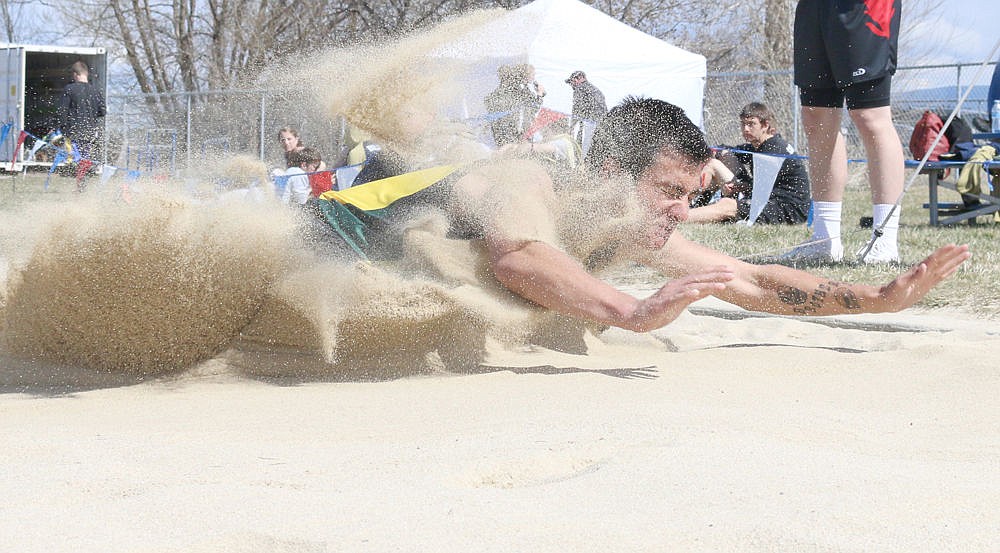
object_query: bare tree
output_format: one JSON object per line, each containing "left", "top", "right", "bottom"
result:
{"left": 898, "top": 0, "right": 946, "bottom": 65}
{"left": 54, "top": 0, "right": 516, "bottom": 99}
{"left": 592, "top": 0, "right": 754, "bottom": 69}
{"left": 762, "top": 0, "right": 792, "bottom": 71}
{"left": 0, "top": 0, "right": 13, "bottom": 41}
{"left": 760, "top": 0, "right": 793, "bottom": 129}
{"left": 48, "top": 0, "right": 520, "bottom": 163}
{"left": 0, "top": 0, "right": 62, "bottom": 43}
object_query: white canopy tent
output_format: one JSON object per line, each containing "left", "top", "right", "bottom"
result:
{"left": 438, "top": 0, "right": 707, "bottom": 127}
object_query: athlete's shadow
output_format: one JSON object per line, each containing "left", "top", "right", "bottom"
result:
{"left": 0, "top": 354, "right": 147, "bottom": 397}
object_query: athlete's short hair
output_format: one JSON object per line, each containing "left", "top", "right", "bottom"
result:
{"left": 586, "top": 96, "right": 710, "bottom": 179}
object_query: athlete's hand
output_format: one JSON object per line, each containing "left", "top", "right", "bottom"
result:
{"left": 621, "top": 267, "right": 735, "bottom": 332}
{"left": 875, "top": 244, "right": 970, "bottom": 312}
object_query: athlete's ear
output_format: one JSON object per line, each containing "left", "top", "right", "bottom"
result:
{"left": 600, "top": 157, "right": 622, "bottom": 179}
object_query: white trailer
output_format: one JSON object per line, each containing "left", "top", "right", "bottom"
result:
{"left": 0, "top": 43, "right": 108, "bottom": 172}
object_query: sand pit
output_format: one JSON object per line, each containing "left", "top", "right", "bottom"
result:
{"left": 1, "top": 295, "right": 998, "bottom": 553}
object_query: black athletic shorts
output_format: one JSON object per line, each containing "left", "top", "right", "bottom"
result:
{"left": 799, "top": 75, "right": 892, "bottom": 110}
{"left": 794, "top": 0, "right": 900, "bottom": 108}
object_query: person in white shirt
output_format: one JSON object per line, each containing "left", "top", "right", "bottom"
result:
{"left": 281, "top": 147, "right": 322, "bottom": 205}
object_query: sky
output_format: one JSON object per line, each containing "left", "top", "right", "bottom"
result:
{"left": 8, "top": 0, "right": 997, "bottom": 90}
{"left": 902, "top": 0, "right": 998, "bottom": 66}
{"left": 11, "top": 1, "right": 997, "bottom": 66}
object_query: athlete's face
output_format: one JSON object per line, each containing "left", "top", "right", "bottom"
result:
{"left": 634, "top": 149, "right": 703, "bottom": 249}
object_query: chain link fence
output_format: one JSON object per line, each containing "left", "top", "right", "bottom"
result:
{"left": 105, "top": 88, "right": 349, "bottom": 175}
{"left": 704, "top": 61, "right": 997, "bottom": 158}
{"left": 105, "top": 61, "right": 997, "bottom": 175}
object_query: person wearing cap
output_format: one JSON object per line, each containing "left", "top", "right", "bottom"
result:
{"left": 565, "top": 70, "right": 607, "bottom": 155}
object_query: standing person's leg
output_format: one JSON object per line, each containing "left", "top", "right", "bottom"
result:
{"left": 580, "top": 120, "right": 597, "bottom": 156}
{"left": 849, "top": 106, "right": 904, "bottom": 204}
{"left": 788, "top": 0, "right": 847, "bottom": 262}
{"left": 845, "top": 73, "right": 903, "bottom": 263}
{"left": 785, "top": 104, "right": 847, "bottom": 262}
{"left": 848, "top": 105, "right": 904, "bottom": 263}
{"left": 72, "top": 134, "right": 97, "bottom": 192}
{"left": 802, "top": 106, "right": 848, "bottom": 203}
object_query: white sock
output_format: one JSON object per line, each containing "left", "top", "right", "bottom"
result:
{"left": 811, "top": 201, "right": 842, "bottom": 243}
{"left": 872, "top": 204, "right": 899, "bottom": 246}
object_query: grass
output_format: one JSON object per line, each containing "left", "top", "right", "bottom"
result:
{"left": 2, "top": 166, "right": 999, "bottom": 319}
{"left": 0, "top": 169, "right": 89, "bottom": 208}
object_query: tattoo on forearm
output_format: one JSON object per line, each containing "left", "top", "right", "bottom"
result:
{"left": 778, "top": 281, "right": 861, "bottom": 315}
{"left": 835, "top": 287, "right": 861, "bottom": 310}
{"left": 777, "top": 286, "right": 808, "bottom": 306}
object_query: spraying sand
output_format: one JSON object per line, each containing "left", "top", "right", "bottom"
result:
{"left": 0, "top": 9, "right": 648, "bottom": 377}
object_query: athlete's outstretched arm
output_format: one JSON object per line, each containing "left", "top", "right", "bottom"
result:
{"left": 646, "top": 231, "right": 970, "bottom": 316}
{"left": 488, "top": 238, "right": 734, "bottom": 332}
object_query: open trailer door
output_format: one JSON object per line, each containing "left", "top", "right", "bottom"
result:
{"left": 0, "top": 46, "right": 26, "bottom": 168}
{"left": 0, "top": 44, "right": 107, "bottom": 172}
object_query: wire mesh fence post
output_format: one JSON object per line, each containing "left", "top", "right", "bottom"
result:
{"left": 186, "top": 94, "right": 192, "bottom": 170}
{"left": 259, "top": 92, "right": 266, "bottom": 162}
